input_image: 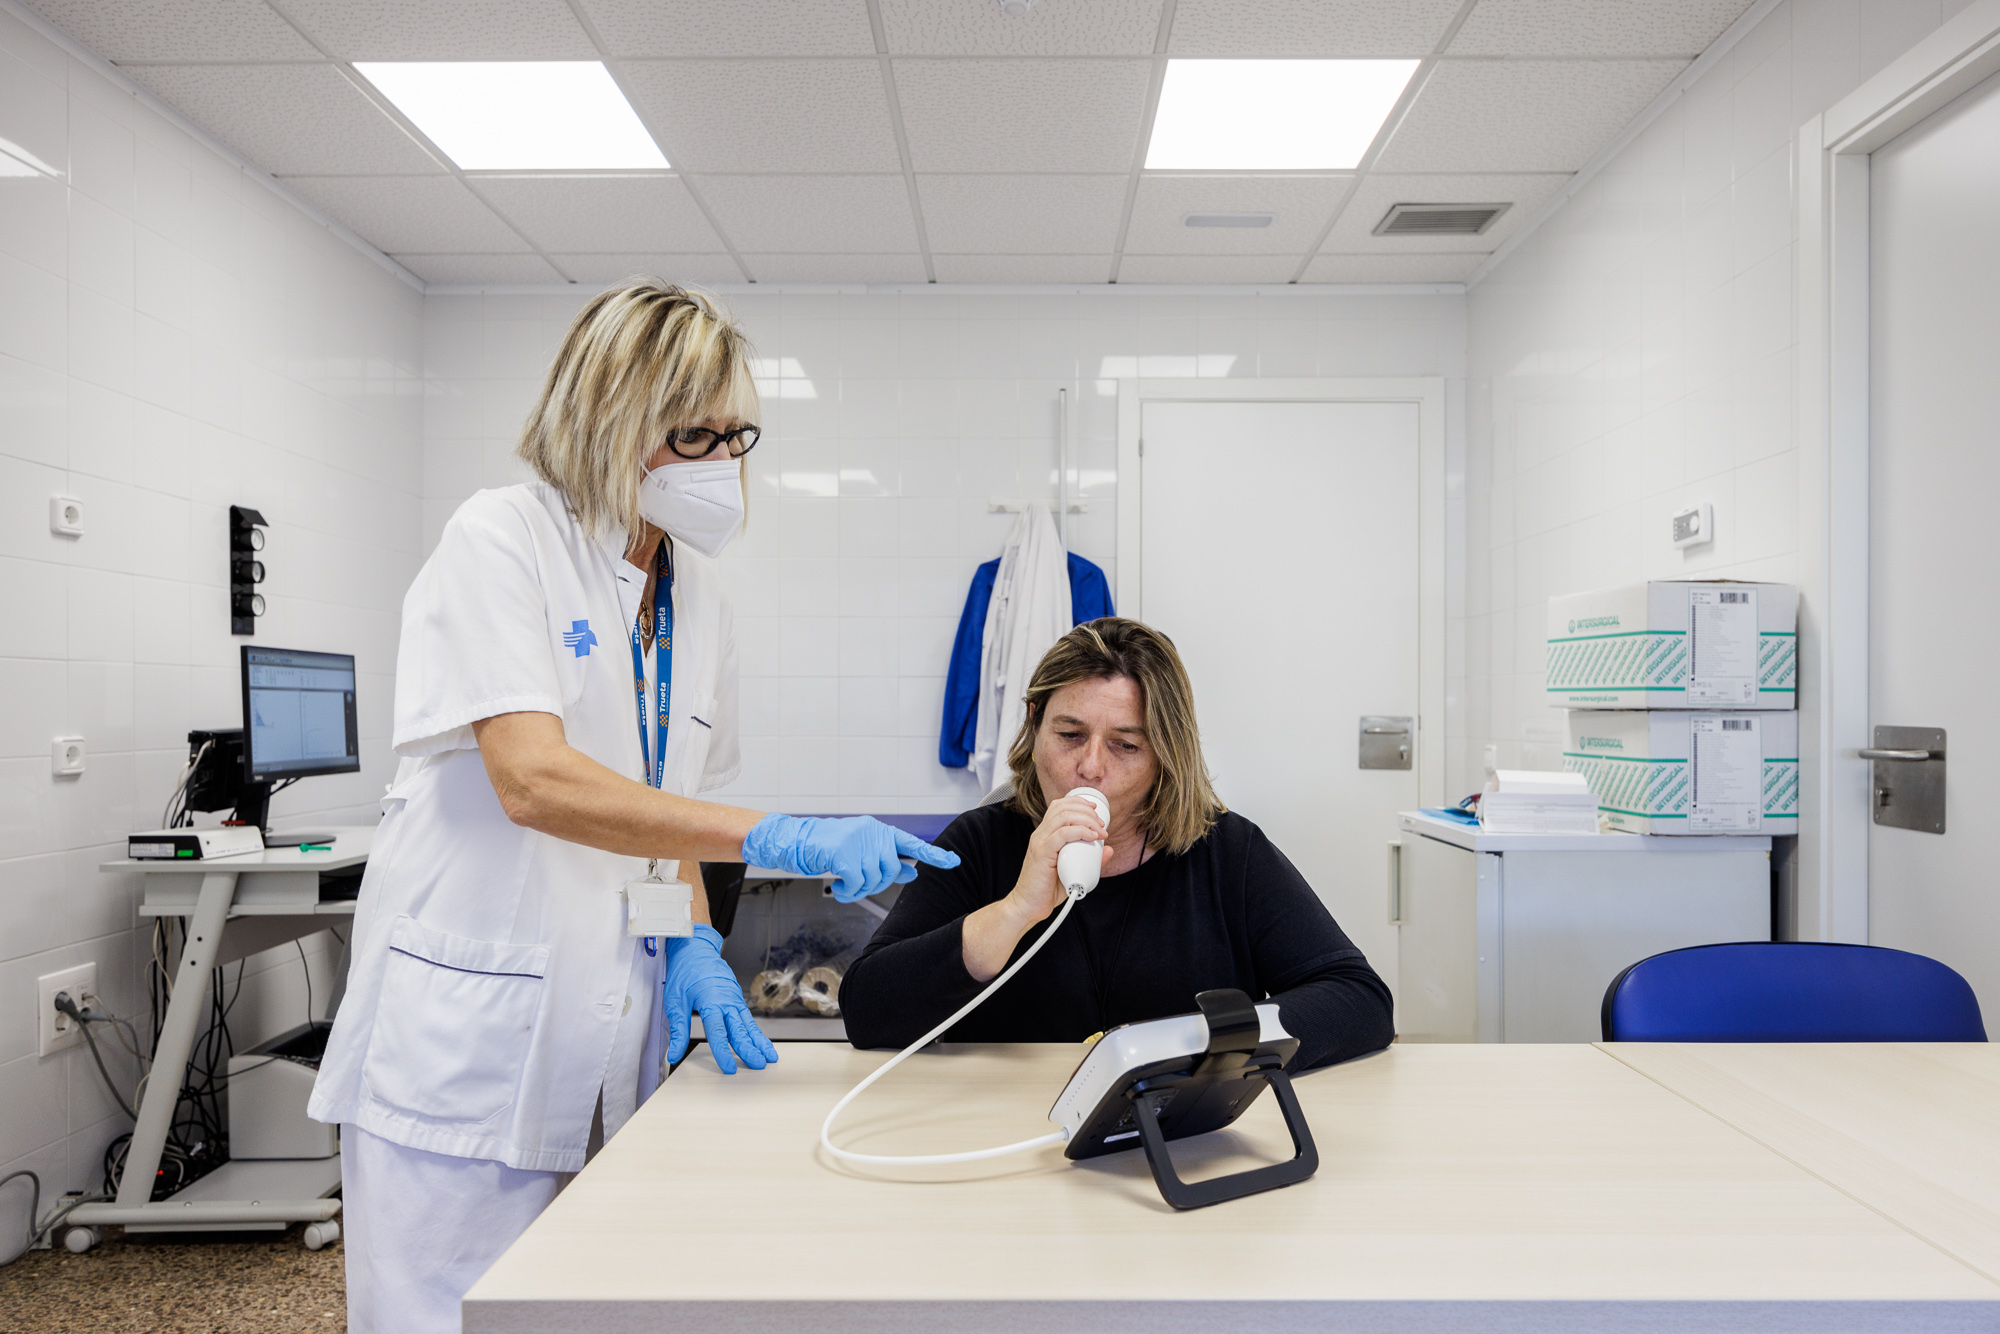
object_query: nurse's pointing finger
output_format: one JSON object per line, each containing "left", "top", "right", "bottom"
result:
{"left": 892, "top": 828, "right": 959, "bottom": 871}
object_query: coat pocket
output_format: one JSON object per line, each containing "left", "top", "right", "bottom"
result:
{"left": 360, "top": 916, "right": 550, "bottom": 1127}
{"left": 679, "top": 689, "right": 719, "bottom": 793}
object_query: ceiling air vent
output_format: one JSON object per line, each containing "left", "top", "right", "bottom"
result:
{"left": 1183, "top": 212, "right": 1275, "bottom": 228}
{"left": 1373, "top": 202, "right": 1510, "bottom": 236}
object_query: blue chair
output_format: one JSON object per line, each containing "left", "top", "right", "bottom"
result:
{"left": 1601, "top": 942, "right": 1986, "bottom": 1042}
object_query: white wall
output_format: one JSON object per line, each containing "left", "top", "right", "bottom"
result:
{"left": 423, "top": 287, "right": 1466, "bottom": 817}
{"left": 1460, "top": 0, "right": 1969, "bottom": 810}
{"left": 0, "top": 6, "right": 421, "bottom": 1239}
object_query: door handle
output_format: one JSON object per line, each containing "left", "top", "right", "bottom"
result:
{"left": 1363, "top": 726, "right": 1409, "bottom": 735}
{"left": 1859, "top": 748, "right": 1931, "bottom": 761}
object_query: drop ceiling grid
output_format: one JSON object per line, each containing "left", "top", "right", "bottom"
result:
{"left": 22, "top": 0, "right": 1761, "bottom": 285}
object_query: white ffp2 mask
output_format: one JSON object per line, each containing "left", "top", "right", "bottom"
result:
{"left": 637, "top": 456, "right": 744, "bottom": 559}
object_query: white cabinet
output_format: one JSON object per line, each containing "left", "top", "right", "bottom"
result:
{"left": 1394, "top": 812, "right": 1772, "bottom": 1043}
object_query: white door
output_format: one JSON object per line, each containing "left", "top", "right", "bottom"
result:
{"left": 1867, "top": 69, "right": 2000, "bottom": 1014}
{"left": 1138, "top": 398, "right": 1422, "bottom": 1000}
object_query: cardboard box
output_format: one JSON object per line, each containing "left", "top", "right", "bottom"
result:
{"left": 1563, "top": 711, "right": 1799, "bottom": 835}
{"left": 1547, "top": 581, "right": 1797, "bottom": 709}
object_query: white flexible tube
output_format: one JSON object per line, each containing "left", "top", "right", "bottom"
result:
{"left": 820, "top": 895, "right": 1080, "bottom": 1166}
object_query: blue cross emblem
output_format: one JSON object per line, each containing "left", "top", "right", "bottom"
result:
{"left": 562, "top": 619, "right": 597, "bottom": 657}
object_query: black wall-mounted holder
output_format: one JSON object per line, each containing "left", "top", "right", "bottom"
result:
{"left": 230, "top": 506, "right": 267, "bottom": 636}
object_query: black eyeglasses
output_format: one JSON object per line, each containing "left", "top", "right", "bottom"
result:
{"left": 668, "top": 425, "right": 760, "bottom": 459}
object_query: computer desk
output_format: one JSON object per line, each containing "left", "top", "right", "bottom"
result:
{"left": 465, "top": 1041, "right": 2000, "bottom": 1333}
{"left": 1602, "top": 1041, "right": 2000, "bottom": 1284}
{"left": 72, "top": 826, "right": 371, "bottom": 1244}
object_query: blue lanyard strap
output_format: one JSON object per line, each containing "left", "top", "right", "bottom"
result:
{"left": 630, "top": 545, "right": 674, "bottom": 790}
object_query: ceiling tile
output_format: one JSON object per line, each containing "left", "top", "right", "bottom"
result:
{"left": 280, "top": 0, "right": 598, "bottom": 60}
{"left": 878, "top": 0, "right": 1162, "bottom": 55}
{"left": 1450, "top": 0, "right": 1756, "bottom": 57}
{"left": 893, "top": 59, "right": 1151, "bottom": 173}
{"left": 1125, "top": 175, "right": 1352, "bottom": 254}
{"left": 395, "top": 253, "right": 566, "bottom": 285}
{"left": 1321, "top": 172, "right": 1571, "bottom": 252}
{"left": 1376, "top": 58, "right": 1685, "bottom": 173}
{"left": 742, "top": 254, "right": 928, "bottom": 283}
{"left": 1168, "top": 0, "right": 1463, "bottom": 56}
{"left": 1115, "top": 255, "right": 1298, "bottom": 283}
{"left": 286, "top": 175, "right": 531, "bottom": 253}
{"left": 917, "top": 175, "right": 1126, "bottom": 254}
{"left": 621, "top": 60, "right": 900, "bottom": 173}
{"left": 125, "top": 64, "right": 443, "bottom": 175}
{"left": 694, "top": 176, "right": 917, "bottom": 253}
{"left": 578, "top": 0, "right": 876, "bottom": 57}
{"left": 26, "top": 0, "right": 319, "bottom": 61}
{"left": 549, "top": 254, "right": 745, "bottom": 285}
{"left": 1300, "top": 253, "right": 1482, "bottom": 282}
{"left": 471, "top": 175, "right": 723, "bottom": 252}
{"left": 932, "top": 255, "right": 1113, "bottom": 284}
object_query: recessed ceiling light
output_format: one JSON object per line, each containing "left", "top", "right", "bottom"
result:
{"left": 354, "top": 62, "right": 667, "bottom": 171}
{"left": 1145, "top": 59, "right": 1420, "bottom": 171}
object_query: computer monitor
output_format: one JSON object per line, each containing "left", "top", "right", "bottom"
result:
{"left": 241, "top": 646, "right": 359, "bottom": 783}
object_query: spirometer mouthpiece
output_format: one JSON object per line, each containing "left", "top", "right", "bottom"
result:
{"left": 1056, "top": 787, "right": 1111, "bottom": 900}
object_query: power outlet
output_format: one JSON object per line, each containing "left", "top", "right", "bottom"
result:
{"left": 37, "top": 963, "right": 98, "bottom": 1058}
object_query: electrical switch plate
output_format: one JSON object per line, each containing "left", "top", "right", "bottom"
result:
{"left": 38, "top": 963, "right": 97, "bottom": 1057}
{"left": 49, "top": 496, "right": 83, "bottom": 536}
{"left": 1671, "top": 502, "right": 1714, "bottom": 549}
{"left": 52, "top": 737, "right": 85, "bottom": 776}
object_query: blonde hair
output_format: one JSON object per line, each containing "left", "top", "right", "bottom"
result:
{"left": 1006, "top": 618, "right": 1224, "bottom": 856}
{"left": 517, "top": 280, "right": 761, "bottom": 538}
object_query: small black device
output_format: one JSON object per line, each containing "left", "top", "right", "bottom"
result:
{"left": 1049, "top": 989, "right": 1319, "bottom": 1210}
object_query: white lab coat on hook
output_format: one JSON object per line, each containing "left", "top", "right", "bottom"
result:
{"left": 971, "top": 502, "right": 1073, "bottom": 791}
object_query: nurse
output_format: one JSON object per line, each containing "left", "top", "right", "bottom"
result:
{"left": 309, "top": 281, "right": 957, "bottom": 1334}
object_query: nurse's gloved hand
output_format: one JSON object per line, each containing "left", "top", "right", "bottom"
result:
{"left": 742, "top": 813, "right": 961, "bottom": 903}
{"left": 663, "top": 924, "right": 777, "bottom": 1076}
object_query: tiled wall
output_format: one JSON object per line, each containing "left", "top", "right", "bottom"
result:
{"left": 423, "top": 287, "right": 1468, "bottom": 816}
{"left": 1461, "top": 0, "right": 1962, "bottom": 791}
{"left": 0, "top": 7, "right": 422, "bottom": 1235}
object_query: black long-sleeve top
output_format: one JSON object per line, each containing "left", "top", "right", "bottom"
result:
{"left": 841, "top": 803, "right": 1394, "bottom": 1073}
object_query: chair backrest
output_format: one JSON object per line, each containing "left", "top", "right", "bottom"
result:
{"left": 1601, "top": 942, "right": 1986, "bottom": 1042}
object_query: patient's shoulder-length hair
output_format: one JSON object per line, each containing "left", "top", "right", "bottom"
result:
{"left": 1005, "top": 617, "right": 1224, "bottom": 857}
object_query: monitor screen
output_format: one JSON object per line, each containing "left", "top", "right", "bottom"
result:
{"left": 240, "top": 646, "right": 360, "bottom": 781}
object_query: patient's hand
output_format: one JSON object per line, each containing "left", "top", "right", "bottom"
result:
{"left": 961, "top": 795, "right": 1110, "bottom": 983}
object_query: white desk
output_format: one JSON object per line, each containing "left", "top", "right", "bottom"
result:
{"left": 464, "top": 1042, "right": 2000, "bottom": 1332}
{"left": 71, "top": 826, "right": 372, "bottom": 1243}
{"left": 1603, "top": 1042, "right": 2000, "bottom": 1285}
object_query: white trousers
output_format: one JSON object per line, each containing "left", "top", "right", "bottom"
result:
{"left": 342, "top": 1125, "right": 562, "bottom": 1334}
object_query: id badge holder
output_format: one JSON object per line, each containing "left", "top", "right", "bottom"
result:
{"left": 625, "top": 863, "right": 694, "bottom": 938}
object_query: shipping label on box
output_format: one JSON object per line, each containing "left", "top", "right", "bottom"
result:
{"left": 1562, "top": 710, "right": 1799, "bottom": 835}
{"left": 1546, "top": 581, "right": 1797, "bottom": 709}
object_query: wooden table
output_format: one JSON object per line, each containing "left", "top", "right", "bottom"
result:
{"left": 1602, "top": 1043, "right": 2000, "bottom": 1286}
{"left": 465, "top": 1042, "right": 2000, "bottom": 1332}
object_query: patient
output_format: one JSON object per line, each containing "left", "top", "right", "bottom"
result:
{"left": 841, "top": 617, "right": 1393, "bottom": 1072}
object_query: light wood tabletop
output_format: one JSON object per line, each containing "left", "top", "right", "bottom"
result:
{"left": 464, "top": 1042, "right": 2000, "bottom": 1332}
{"left": 1601, "top": 1042, "right": 2000, "bottom": 1285}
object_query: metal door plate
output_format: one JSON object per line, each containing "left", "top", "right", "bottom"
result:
{"left": 1870, "top": 725, "right": 1945, "bottom": 834}
{"left": 1359, "top": 716, "right": 1413, "bottom": 770}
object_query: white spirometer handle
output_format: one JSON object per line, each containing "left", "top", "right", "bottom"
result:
{"left": 819, "top": 787, "right": 1111, "bottom": 1166}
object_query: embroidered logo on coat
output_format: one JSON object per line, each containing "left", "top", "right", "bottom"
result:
{"left": 562, "top": 620, "right": 597, "bottom": 657}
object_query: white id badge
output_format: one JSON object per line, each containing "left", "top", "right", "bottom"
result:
{"left": 625, "top": 879, "right": 695, "bottom": 937}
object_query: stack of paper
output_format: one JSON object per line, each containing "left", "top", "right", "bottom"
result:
{"left": 1478, "top": 770, "right": 1601, "bottom": 835}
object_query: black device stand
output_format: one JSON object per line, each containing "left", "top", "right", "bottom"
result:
{"left": 1125, "top": 989, "right": 1321, "bottom": 1211}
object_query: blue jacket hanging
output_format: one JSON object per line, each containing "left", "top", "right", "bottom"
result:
{"left": 939, "top": 552, "right": 1114, "bottom": 768}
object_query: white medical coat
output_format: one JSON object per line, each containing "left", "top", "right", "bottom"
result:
{"left": 970, "top": 503, "right": 1073, "bottom": 791}
{"left": 309, "top": 481, "right": 740, "bottom": 1172}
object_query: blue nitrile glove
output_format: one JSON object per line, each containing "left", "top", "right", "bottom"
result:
{"left": 663, "top": 924, "right": 777, "bottom": 1076}
{"left": 742, "top": 813, "right": 961, "bottom": 903}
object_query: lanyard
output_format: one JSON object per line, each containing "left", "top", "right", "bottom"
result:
{"left": 630, "top": 544, "right": 674, "bottom": 791}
